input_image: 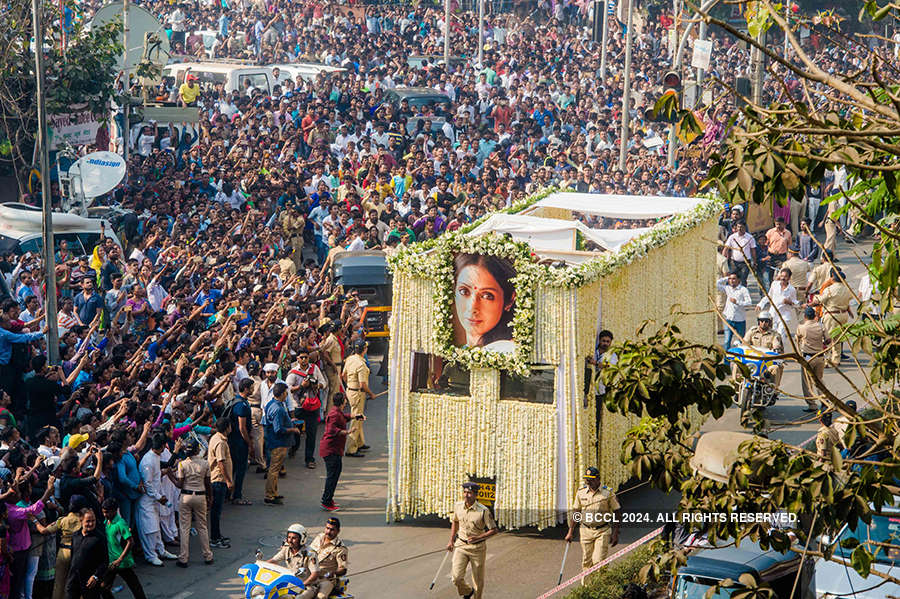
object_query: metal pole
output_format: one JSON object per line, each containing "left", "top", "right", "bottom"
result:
{"left": 617, "top": 0, "right": 634, "bottom": 172}
{"left": 599, "top": 0, "right": 610, "bottom": 81}
{"left": 478, "top": 0, "right": 485, "bottom": 67}
{"left": 783, "top": 1, "right": 789, "bottom": 58}
{"left": 444, "top": 0, "right": 450, "bottom": 68}
{"left": 751, "top": 28, "right": 765, "bottom": 105}
{"left": 122, "top": 0, "right": 130, "bottom": 165}
{"left": 31, "top": 0, "right": 60, "bottom": 364}
{"left": 696, "top": 19, "right": 707, "bottom": 101}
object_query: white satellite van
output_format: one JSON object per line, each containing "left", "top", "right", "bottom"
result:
{"left": 162, "top": 62, "right": 275, "bottom": 95}
{"left": 0, "top": 203, "right": 121, "bottom": 256}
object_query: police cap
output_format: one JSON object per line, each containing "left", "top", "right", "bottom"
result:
{"left": 583, "top": 467, "right": 600, "bottom": 479}
{"left": 462, "top": 482, "right": 480, "bottom": 492}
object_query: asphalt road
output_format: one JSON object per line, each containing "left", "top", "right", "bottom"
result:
{"left": 131, "top": 237, "right": 873, "bottom": 599}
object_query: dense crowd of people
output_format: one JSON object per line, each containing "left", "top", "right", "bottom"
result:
{"left": 0, "top": 0, "right": 884, "bottom": 597}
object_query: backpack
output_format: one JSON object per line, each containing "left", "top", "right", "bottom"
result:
{"left": 220, "top": 397, "right": 243, "bottom": 429}
{"left": 290, "top": 368, "right": 322, "bottom": 412}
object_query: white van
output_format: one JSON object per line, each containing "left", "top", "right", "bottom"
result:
{"left": 162, "top": 62, "right": 275, "bottom": 95}
{"left": 0, "top": 203, "right": 121, "bottom": 256}
{"left": 270, "top": 62, "right": 346, "bottom": 84}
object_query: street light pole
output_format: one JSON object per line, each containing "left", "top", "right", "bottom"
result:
{"left": 31, "top": 0, "right": 60, "bottom": 364}
{"left": 444, "top": 0, "right": 450, "bottom": 68}
{"left": 123, "top": 0, "right": 130, "bottom": 165}
{"left": 599, "top": 0, "right": 610, "bottom": 81}
{"left": 617, "top": 0, "right": 634, "bottom": 172}
{"left": 477, "top": 0, "right": 485, "bottom": 67}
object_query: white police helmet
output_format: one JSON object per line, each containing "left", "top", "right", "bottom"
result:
{"left": 758, "top": 311, "right": 772, "bottom": 321}
{"left": 286, "top": 523, "right": 308, "bottom": 545}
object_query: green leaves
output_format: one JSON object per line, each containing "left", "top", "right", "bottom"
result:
{"left": 851, "top": 545, "right": 874, "bottom": 577}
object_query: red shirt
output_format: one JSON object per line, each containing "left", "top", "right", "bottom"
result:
{"left": 319, "top": 406, "right": 350, "bottom": 457}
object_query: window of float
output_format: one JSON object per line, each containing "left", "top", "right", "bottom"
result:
{"left": 410, "top": 352, "right": 471, "bottom": 397}
{"left": 499, "top": 365, "right": 555, "bottom": 404}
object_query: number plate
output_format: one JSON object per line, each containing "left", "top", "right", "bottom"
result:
{"left": 476, "top": 483, "right": 496, "bottom": 506}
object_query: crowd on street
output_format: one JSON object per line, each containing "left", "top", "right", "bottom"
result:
{"left": 0, "top": 0, "right": 883, "bottom": 597}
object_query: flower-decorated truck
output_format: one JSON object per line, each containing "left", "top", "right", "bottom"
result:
{"left": 386, "top": 191, "right": 720, "bottom": 529}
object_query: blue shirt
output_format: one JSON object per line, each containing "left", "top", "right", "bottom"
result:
{"left": 196, "top": 289, "right": 223, "bottom": 315}
{"left": 115, "top": 451, "right": 142, "bottom": 500}
{"left": 0, "top": 328, "right": 43, "bottom": 366}
{"left": 264, "top": 400, "right": 293, "bottom": 449}
{"left": 74, "top": 291, "right": 104, "bottom": 324}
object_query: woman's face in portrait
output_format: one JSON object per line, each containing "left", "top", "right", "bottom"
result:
{"left": 454, "top": 264, "right": 513, "bottom": 346}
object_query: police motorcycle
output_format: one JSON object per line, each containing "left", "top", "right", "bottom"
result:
{"left": 238, "top": 523, "right": 354, "bottom": 599}
{"left": 725, "top": 341, "right": 782, "bottom": 418}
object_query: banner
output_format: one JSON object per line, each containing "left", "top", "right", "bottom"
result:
{"left": 48, "top": 104, "right": 100, "bottom": 149}
{"left": 691, "top": 39, "right": 713, "bottom": 70}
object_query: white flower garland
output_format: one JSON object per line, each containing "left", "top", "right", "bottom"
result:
{"left": 388, "top": 190, "right": 723, "bottom": 374}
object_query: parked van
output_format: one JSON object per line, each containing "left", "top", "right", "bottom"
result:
{"left": 672, "top": 540, "right": 814, "bottom": 598}
{"left": 383, "top": 87, "right": 451, "bottom": 108}
{"left": 0, "top": 203, "right": 121, "bottom": 256}
{"left": 162, "top": 62, "right": 274, "bottom": 95}
{"left": 270, "top": 62, "right": 347, "bottom": 84}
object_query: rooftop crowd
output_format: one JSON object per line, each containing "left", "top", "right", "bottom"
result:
{"left": 0, "top": 0, "right": 885, "bottom": 597}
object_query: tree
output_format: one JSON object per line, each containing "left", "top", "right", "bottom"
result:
{"left": 608, "top": 0, "right": 900, "bottom": 592}
{"left": 0, "top": 0, "right": 122, "bottom": 193}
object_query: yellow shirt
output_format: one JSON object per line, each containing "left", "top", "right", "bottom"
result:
{"left": 179, "top": 82, "right": 200, "bottom": 104}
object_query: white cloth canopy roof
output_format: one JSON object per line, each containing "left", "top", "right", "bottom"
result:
{"left": 525, "top": 193, "right": 704, "bottom": 219}
{"left": 467, "top": 213, "right": 650, "bottom": 253}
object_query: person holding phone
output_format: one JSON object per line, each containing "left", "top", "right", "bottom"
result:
{"left": 319, "top": 393, "right": 364, "bottom": 511}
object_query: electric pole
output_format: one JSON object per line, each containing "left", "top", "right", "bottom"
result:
{"left": 32, "top": 0, "right": 60, "bottom": 363}
{"left": 618, "top": 0, "right": 634, "bottom": 172}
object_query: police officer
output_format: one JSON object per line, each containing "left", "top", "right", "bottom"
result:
{"left": 811, "top": 269, "right": 853, "bottom": 366}
{"left": 740, "top": 311, "right": 784, "bottom": 388}
{"left": 342, "top": 340, "right": 374, "bottom": 457}
{"left": 174, "top": 438, "right": 213, "bottom": 567}
{"left": 816, "top": 410, "right": 840, "bottom": 458}
{"left": 318, "top": 322, "right": 343, "bottom": 413}
{"left": 782, "top": 245, "right": 811, "bottom": 299}
{"left": 308, "top": 517, "right": 349, "bottom": 599}
{"left": 447, "top": 482, "right": 498, "bottom": 599}
{"left": 795, "top": 306, "right": 830, "bottom": 412}
{"left": 566, "top": 467, "right": 620, "bottom": 572}
{"left": 267, "top": 523, "right": 319, "bottom": 595}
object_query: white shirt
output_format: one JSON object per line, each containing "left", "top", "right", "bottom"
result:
{"left": 139, "top": 450, "right": 163, "bottom": 500}
{"left": 259, "top": 377, "right": 286, "bottom": 424}
{"left": 347, "top": 235, "right": 366, "bottom": 252}
{"left": 724, "top": 232, "right": 757, "bottom": 262}
{"left": 716, "top": 278, "right": 752, "bottom": 322}
{"left": 758, "top": 281, "right": 798, "bottom": 319}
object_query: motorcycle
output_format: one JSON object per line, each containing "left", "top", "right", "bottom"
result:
{"left": 238, "top": 553, "right": 354, "bottom": 599}
{"left": 725, "top": 345, "right": 782, "bottom": 417}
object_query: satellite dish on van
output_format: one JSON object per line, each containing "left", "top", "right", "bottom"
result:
{"left": 90, "top": 3, "right": 170, "bottom": 73}
{"left": 68, "top": 152, "right": 126, "bottom": 199}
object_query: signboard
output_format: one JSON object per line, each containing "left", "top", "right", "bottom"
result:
{"left": 691, "top": 39, "right": 713, "bottom": 70}
{"left": 49, "top": 105, "right": 100, "bottom": 149}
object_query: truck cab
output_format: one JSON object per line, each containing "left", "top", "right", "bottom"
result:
{"left": 332, "top": 250, "right": 392, "bottom": 344}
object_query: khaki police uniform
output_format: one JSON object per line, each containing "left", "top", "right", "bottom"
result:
{"left": 818, "top": 283, "right": 853, "bottom": 364}
{"left": 176, "top": 455, "right": 213, "bottom": 563}
{"left": 320, "top": 333, "right": 343, "bottom": 412}
{"left": 573, "top": 485, "right": 620, "bottom": 570}
{"left": 451, "top": 500, "right": 497, "bottom": 599}
{"left": 343, "top": 354, "right": 369, "bottom": 454}
{"left": 273, "top": 544, "right": 318, "bottom": 597}
{"left": 248, "top": 376, "right": 267, "bottom": 469}
{"left": 783, "top": 255, "right": 811, "bottom": 298}
{"left": 795, "top": 319, "right": 829, "bottom": 409}
{"left": 809, "top": 262, "right": 831, "bottom": 294}
{"left": 281, "top": 211, "right": 306, "bottom": 269}
{"left": 816, "top": 424, "right": 841, "bottom": 458}
{"left": 823, "top": 201, "right": 839, "bottom": 252}
{"left": 740, "top": 326, "right": 784, "bottom": 387}
{"left": 307, "top": 532, "right": 348, "bottom": 599}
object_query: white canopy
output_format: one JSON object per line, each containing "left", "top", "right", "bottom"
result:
{"left": 524, "top": 193, "right": 704, "bottom": 219}
{"left": 466, "top": 213, "right": 650, "bottom": 253}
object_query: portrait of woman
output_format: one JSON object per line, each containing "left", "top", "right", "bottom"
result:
{"left": 452, "top": 253, "right": 517, "bottom": 353}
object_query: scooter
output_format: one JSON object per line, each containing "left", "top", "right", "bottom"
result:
{"left": 238, "top": 552, "right": 354, "bottom": 599}
{"left": 725, "top": 345, "right": 781, "bottom": 417}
